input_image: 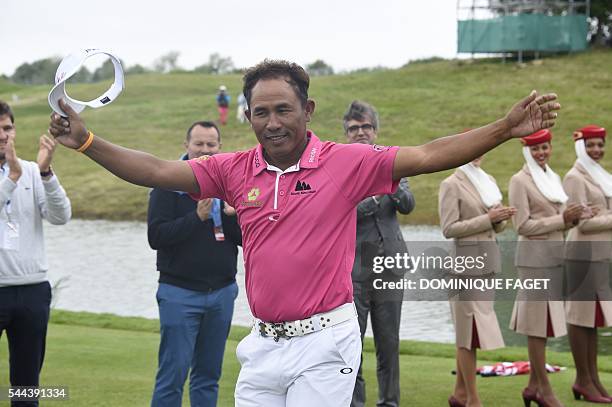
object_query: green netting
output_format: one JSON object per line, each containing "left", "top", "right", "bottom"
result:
{"left": 458, "top": 14, "right": 588, "bottom": 53}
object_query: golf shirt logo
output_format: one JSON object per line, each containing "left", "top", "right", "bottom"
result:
{"left": 196, "top": 155, "right": 211, "bottom": 161}
{"left": 247, "top": 187, "right": 260, "bottom": 201}
{"left": 372, "top": 144, "right": 390, "bottom": 152}
{"left": 295, "top": 181, "right": 311, "bottom": 191}
{"left": 242, "top": 187, "right": 263, "bottom": 207}
{"left": 291, "top": 180, "right": 316, "bottom": 196}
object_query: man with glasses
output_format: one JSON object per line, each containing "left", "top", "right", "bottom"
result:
{"left": 0, "top": 100, "right": 71, "bottom": 406}
{"left": 344, "top": 101, "right": 415, "bottom": 407}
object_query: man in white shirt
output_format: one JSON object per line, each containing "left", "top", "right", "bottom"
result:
{"left": 0, "top": 100, "right": 71, "bottom": 407}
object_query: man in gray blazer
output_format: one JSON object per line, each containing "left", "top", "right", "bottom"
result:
{"left": 344, "top": 101, "right": 415, "bottom": 407}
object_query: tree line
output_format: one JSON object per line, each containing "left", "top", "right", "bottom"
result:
{"left": 8, "top": 52, "right": 336, "bottom": 86}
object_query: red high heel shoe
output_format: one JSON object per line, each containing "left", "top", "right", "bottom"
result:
{"left": 448, "top": 395, "right": 466, "bottom": 407}
{"left": 522, "top": 388, "right": 545, "bottom": 407}
{"left": 572, "top": 384, "right": 612, "bottom": 403}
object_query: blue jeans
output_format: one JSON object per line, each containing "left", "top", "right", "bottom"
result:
{"left": 151, "top": 282, "right": 238, "bottom": 407}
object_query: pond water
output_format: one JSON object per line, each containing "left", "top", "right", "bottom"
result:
{"left": 44, "top": 220, "right": 612, "bottom": 353}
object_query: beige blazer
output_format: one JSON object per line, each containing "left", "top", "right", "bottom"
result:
{"left": 563, "top": 161, "right": 612, "bottom": 262}
{"left": 509, "top": 165, "right": 568, "bottom": 268}
{"left": 439, "top": 169, "right": 506, "bottom": 274}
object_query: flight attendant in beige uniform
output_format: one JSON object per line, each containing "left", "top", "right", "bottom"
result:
{"left": 563, "top": 125, "right": 612, "bottom": 404}
{"left": 509, "top": 129, "right": 588, "bottom": 407}
{"left": 439, "top": 155, "right": 515, "bottom": 407}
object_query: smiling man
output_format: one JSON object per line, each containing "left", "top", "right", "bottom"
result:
{"left": 147, "top": 121, "right": 241, "bottom": 407}
{"left": 0, "top": 100, "right": 71, "bottom": 407}
{"left": 49, "top": 59, "right": 560, "bottom": 407}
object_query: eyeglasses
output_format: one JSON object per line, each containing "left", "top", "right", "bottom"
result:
{"left": 0, "top": 124, "right": 15, "bottom": 134}
{"left": 347, "top": 124, "right": 375, "bottom": 135}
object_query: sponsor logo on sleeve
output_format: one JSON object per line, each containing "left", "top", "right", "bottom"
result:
{"left": 372, "top": 144, "right": 390, "bottom": 152}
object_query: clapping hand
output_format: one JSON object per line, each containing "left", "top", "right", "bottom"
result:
{"left": 37, "top": 134, "right": 57, "bottom": 173}
{"left": 197, "top": 199, "right": 213, "bottom": 221}
{"left": 488, "top": 205, "right": 517, "bottom": 223}
{"left": 5, "top": 134, "right": 22, "bottom": 182}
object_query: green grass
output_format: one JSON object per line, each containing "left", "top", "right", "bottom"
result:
{"left": 1, "top": 50, "right": 611, "bottom": 223}
{"left": 1, "top": 310, "right": 611, "bottom": 405}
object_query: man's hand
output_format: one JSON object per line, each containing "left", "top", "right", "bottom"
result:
{"left": 223, "top": 204, "right": 237, "bottom": 216}
{"left": 37, "top": 134, "right": 57, "bottom": 172}
{"left": 6, "top": 134, "right": 22, "bottom": 182}
{"left": 48, "top": 99, "right": 89, "bottom": 149}
{"left": 197, "top": 199, "right": 213, "bottom": 221}
{"left": 504, "top": 91, "right": 561, "bottom": 138}
{"left": 488, "top": 205, "right": 517, "bottom": 223}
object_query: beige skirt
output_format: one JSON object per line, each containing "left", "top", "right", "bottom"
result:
{"left": 509, "top": 266, "right": 567, "bottom": 338}
{"left": 565, "top": 260, "right": 612, "bottom": 328}
{"left": 450, "top": 299, "right": 504, "bottom": 350}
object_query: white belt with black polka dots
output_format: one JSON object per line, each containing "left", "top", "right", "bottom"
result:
{"left": 256, "top": 303, "right": 357, "bottom": 341}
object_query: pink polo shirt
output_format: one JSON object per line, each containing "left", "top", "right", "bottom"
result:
{"left": 188, "top": 131, "right": 399, "bottom": 322}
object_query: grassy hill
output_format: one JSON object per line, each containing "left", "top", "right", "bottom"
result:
{"left": 1, "top": 50, "right": 611, "bottom": 224}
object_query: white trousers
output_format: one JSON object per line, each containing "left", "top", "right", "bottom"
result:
{"left": 234, "top": 307, "right": 361, "bottom": 407}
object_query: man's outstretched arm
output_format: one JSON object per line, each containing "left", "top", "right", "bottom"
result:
{"left": 392, "top": 91, "right": 560, "bottom": 179}
{"left": 48, "top": 100, "right": 199, "bottom": 193}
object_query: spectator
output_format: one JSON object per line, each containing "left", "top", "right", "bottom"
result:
{"left": 344, "top": 100, "right": 415, "bottom": 407}
{"left": 439, "top": 153, "right": 513, "bottom": 407}
{"left": 216, "top": 86, "right": 230, "bottom": 125}
{"left": 236, "top": 93, "right": 248, "bottom": 124}
{"left": 148, "top": 121, "right": 241, "bottom": 407}
{"left": 0, "top": 100, "right": 71, "bottom": 407}
{"left": 563, "top": 125, "right": 612, "bottom": 403}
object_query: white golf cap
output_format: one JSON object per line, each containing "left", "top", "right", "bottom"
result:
{"left": 48, "top": 48, "right": 125, "bottom": 116}
{"left": 219, "top": 85, "right": 227, "bottom": 91}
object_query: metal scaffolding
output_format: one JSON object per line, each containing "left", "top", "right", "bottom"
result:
{"left": 458, "top": 0, "right": 590, "bottom": 18}
{"left": 457, "top": 0, "right": 591, "bottom": 62}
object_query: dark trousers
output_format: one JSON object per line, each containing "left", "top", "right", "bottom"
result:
{"left": 351, "top": 279, "right": 402, "bottom": 407}
{"left": 0, "top": 282, "right": 52, "bottom": 407}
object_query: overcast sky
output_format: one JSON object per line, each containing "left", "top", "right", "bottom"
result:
{"left": 2, "top": 0, "right": 461, "bottom": 76}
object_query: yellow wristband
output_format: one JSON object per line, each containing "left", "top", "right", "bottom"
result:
{"left": 76, "top": 131, "right": 95, "bottom": 153}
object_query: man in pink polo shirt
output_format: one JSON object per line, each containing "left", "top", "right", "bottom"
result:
{"left": 49, "top": 60, "right": 560, "bottom": 406}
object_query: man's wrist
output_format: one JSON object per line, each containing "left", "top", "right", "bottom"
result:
{"left": 495, "top": 118, "right": 514, "bottom": 141}
{"left": 40, "top": 166, "right": 53, "bottom": 178}
{"left": 76, "top": 131, "right": 95, "bottom": 153}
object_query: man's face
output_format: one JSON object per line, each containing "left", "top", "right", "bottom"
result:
{"left": 345, "top": 118, "right": 377, "bottom": 145}
{"left": 246, "top": 78, "right": 314, "bottom": 164}
{"left": 0, "top": 115, "right": 15, "bottom": 161}
{"left": 185, "top": 125, "right": 221, "bottom": 159}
